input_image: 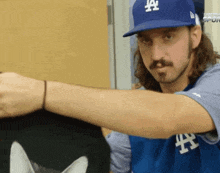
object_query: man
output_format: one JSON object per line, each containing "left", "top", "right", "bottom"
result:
{"left": 0, "top": 0, "right": 220, "bottom": 172}
{"left": 106, "top": 0, "right": 220, "bottom": 172}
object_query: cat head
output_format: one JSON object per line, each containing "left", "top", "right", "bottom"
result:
{"left": 10, "top": 141, "right": 88, "bottom": 173}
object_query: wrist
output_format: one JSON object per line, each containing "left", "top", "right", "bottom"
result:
{"left": 30, "top": 79, "right": 46, "bottom": 111}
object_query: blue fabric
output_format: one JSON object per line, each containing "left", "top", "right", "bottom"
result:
{"left": 130, "top": 135, "right": 220, "bottom": 173}
{"left": 123, "top": 0, "right": 196, "bottom": 37}
{"left": 130, "top": 64, "right": 220, "bottom": 173}
{"left": 106, "top": 64, "right": 220, "bottom": 173}
{"left": 106, "top": 131, "right": 132, "bottom": 173}
{"left": 175, "top": 64, "right": 220, "bottom": 145}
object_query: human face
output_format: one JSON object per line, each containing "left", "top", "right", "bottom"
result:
{"left": 137, "top": 27, "right": 193, "bottom": 85}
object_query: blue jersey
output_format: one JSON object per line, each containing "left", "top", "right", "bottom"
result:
{"left": 106, "top": 64, "right": 220, "bottom": 173}
{"left": 129, "top": 128, "right": 220, "bottom": 173}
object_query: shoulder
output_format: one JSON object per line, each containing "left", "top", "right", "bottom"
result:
{"left": 206, "top": 63, "right": 220, "bottom": 73}
{"left": 200, "top": 63, "right": 220, "bottom": 78}
{"left": 192, "top": 63, "right": 220, "bottom": 88}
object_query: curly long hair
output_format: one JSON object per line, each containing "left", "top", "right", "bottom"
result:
{"left": 133, "top": 26, "right": 220, "bottom": 92}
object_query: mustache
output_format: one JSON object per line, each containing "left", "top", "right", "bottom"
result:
{"left": 149, "top": 59, "right": 173, "bottom": 69}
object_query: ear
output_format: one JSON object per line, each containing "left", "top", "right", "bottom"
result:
{"left": 62, "top": 156, "right": 88, "bottom": 173}
{"left": 10, "top": 141, "right": 35, "bottom": 173}
{"left": 190, "top": 25, "right": 202, "bottom": 49}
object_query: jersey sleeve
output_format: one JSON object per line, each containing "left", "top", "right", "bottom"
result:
{"left": 175, "top": 64, "right": 220, "bottom": 145}
{"left": 105, "top": 131, "right": 132, "bottom": 173}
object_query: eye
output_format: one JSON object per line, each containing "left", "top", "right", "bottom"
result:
{"left": 164, "top": 34, "right": 173, "bottom": 40}
{"left": 138, "top": 37, "right": 151, "bottom": 45}
{"left": 143, "top": 39, "right": 150, "bottom": 44}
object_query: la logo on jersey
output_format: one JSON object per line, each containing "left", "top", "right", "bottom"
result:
{"left": 175, "top": 133, "right": 199, "bottom": 154}
{"left": 145, "top": 0, "right": 159, "bottom": 12}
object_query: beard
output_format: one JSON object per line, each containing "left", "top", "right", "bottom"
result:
{"left": 150, "top": 38, "right": 193, "bottom": 85}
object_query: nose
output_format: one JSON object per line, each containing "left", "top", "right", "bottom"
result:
{"left": 150, "top": 41, "right": 164, "bottom": 61}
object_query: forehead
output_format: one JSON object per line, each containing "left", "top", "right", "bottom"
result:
{"left": 137, "top": 27, "right": 187, "bottom": 37}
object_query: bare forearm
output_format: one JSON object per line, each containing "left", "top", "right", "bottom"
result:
{"left": 44, "top": 81, "right": 175, "bottom": 138}
{"left": 0, "top": 73, "right": 212, "bottom": 138}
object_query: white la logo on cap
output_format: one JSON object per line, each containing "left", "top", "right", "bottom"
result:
{"left": 145, "top": 0, "right": 159, "bottom": 12}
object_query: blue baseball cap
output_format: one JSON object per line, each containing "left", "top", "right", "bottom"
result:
{"left": 123, "top": 0, "right": 196, "bottom": 37}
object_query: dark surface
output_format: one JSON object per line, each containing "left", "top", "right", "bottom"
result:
{"left": 0, "top": 109, "right": 110, "bottom": 172}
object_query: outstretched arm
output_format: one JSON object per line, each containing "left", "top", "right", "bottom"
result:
{"left": 45, "top": 80, "right": 175, "bottom": 138}
{"left": 0, "top": 73, "right": 215, "bottom": 139}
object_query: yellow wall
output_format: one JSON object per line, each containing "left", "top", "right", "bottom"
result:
{"left": 0, "top": 0, "right": 110, "bottom": 88}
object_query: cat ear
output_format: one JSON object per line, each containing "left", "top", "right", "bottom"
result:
{"left": 10, "top": 141, "right": 35, "bottom": 173}
{"left": 62, "top": 156, "right": 88, "bottom": 173}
